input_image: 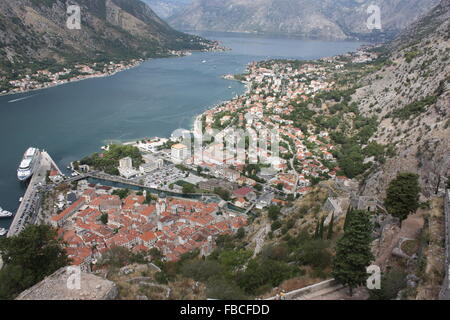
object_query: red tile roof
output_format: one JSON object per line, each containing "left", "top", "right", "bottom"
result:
{"left": 233, "top": 187, "right": 254, "bottom": 197}
{"left": 51, "top": 197, "right": 86, "bottom": 222}
{"left": 140, "top": 231, "right": 157, "bottom": 242}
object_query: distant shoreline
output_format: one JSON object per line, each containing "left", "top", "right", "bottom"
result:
{"left": 0, "top": 60, "right": 145, "bottom": 99}
{"left": 0, "top": 46, "right": 228, "bottom": 99}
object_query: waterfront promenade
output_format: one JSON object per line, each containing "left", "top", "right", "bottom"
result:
{"left": 7, "top": 151, "right": 62, "bottom": 237}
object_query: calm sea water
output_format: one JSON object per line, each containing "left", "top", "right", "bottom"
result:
{"left": 0, "top": 32, "right": 364, "bottom": 230}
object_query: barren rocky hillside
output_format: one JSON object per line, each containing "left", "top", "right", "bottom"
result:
{"left": 355, "top": 0, "right": 450, "bottom": 198}
{"left": 142, "top": 0, "right": 190, "bottom": 19}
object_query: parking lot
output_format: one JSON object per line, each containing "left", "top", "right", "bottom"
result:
{"left": 141, "top": 165, "right": 187, "bottom": 189}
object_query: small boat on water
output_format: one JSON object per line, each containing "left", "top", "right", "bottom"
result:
{"left": 0, "top": 228, "right": 7, "bottom": 236}
{"left": 101, "top": 144, "right": 111, "bottom": 151}
{"left": 0, "top": 207, "right": 13, "bottom": 218}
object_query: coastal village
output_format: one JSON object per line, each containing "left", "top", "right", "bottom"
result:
{"left": 3, "top": 59, "right": 143, "bottom": 95}
{"left": 43, "top": 48, "right": 378, "bottom": 270}
{"left": 1, "top": 41, "right": 226, "bottom": 95}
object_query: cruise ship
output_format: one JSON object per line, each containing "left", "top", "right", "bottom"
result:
{"left": 17, "top": 147, "right": 40, "bottom": 181}
{"left": 0, "top": 207, "right": 13, "bottom": 218}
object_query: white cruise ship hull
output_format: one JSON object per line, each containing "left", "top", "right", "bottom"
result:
{"left": 17, "top": 170, "right": 32, "bottom": 181}
{"left": 17, "top": 147, "right": 39, "bottom": 182}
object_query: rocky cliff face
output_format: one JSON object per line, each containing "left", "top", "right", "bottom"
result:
{"left": 0, "top": 0, "right": 211, "bottom": 76}
{"left": 167, "top": 0, "right": 440, "bottom": 40}
{"left": 356, "top": 0, "right": 450, "bottom": 198}
{"left": 142, "top": 0, "right": 191, "bottom": 19}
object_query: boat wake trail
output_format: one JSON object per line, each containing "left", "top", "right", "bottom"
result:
{"left": 8, "top": 94, "right": 39, "bottom": 103}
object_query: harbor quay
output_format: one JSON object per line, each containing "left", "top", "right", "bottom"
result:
{"left": 7, "top": 151, "right": 62, "bottom": 237}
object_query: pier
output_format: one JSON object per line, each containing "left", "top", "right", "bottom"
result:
{"left": 7, "top": 151, "right": 61, "bottom": 237}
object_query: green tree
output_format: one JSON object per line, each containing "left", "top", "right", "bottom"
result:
{"left": 336, "top": 143, "right": 369, "bottom": 178}
{"left": 0, "top": 225, "right": 69, "bottom": 299}
{"left": 217, "top": 249, "right": 252, "bottom": 272}
{"left": 244, "top": 164, "right": 260, "bottom": 177}
{"left": 236, "top": 258, "right": 296, "bottom": 295}
{"left": 99, "top": 213, "right": 108, "bottom": 225}
{"left": 144, "top": 192, "right": 156, "bottom": 204}
{"left": 154, "top": 271, "right": 169, "bottom": 284}
{"left": 181, "top": 260, "right": 224, "bottom": 282}
{"left": 206, "top": 277, "right": 247, "bottom": 300}
{"left": 214, "top": 188, "right": 230, "bottom": 201}
{"left": 182, "top": 183, "right": 195, "bottom": 194}
{"left": 297, "top": 239, "right": 332, "bottom": 270}
{"left": 215, "top": 234, "right": 235, "bottom": 249}
{"left": 236, "top": 227, "right": 245, "bottom": 240}
{"left": 98, "top": 246, "right": 146, "bottom": 269}
{"left": 112, "top": 188, "right": 130, "bottom": 199}
{"left": 271, "top": 221, "right": 282, "bottom": 231}
{"left": 268, "top": 205, "right": 281, "bottom": 221}
{"left": 318, "top": 216, "right": 325, "bottom": 239}
{"left": 149, "top": 248, "right": 163, "bottom": 260}
{"left": 314, "top": 219, "right": 320, "bottom": 239}
{"left": 332, "top": 210, "right": 374, "bottom": 296}
{"left": 327, "top": 212, "right": 335, "bottom": 240}
{"left": 384, "top": 173, "right": 420, "bottom": 222}
{"left": 79, "top": 144, "right": 143, "bottom": 175}
{"left": 343, "top": 207, "right": 354, "bottom": 232}
{"left": 369, "top": 267, "right": 407, "bottom": 300}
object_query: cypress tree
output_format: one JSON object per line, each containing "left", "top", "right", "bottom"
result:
{"left": 314, "top": 220, "right": 320, "bottom": 239}
{"left": 327, "top": 212, "right": 335, "bottom": 240}
{"left": 332, "top": 210, "right": 374, "bottom": 296}
{"left": 318, "top": 216, "right": 325, "bottom": 239}
{"left": 343, "top": 206, "right": 354, "bottom": 232}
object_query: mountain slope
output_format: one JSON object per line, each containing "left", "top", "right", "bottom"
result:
{"left": 355, "top": 0, "right": 450, "bottom": 197}
{"left": 168, "top": 0, "right": 440, "bottom": 40}
{"left": 0, "top": 0, "right": 213, "bottom": 77}
{"left": 142, "top": 0, "right": 191, "bottom": 19}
